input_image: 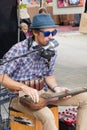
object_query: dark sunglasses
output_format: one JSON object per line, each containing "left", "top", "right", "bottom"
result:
{"left": 39, "top": 29, "right": 57, "bottom": 37}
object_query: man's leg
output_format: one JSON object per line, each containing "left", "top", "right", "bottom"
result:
{"left": 33, "top": 107, "right": 58, "bottom": 130}
{"left": 58, "top": 92, "right": 87, "bottom": 130}
{"left": 10, "top": 97, "right": 58, "bottom": 130}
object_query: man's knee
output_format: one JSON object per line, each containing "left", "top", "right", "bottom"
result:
{"left": 78, "top": 92, "right": 87, "bottom": 105}
{"left": 42, "top": 112, "right": 55, "bottom": 124}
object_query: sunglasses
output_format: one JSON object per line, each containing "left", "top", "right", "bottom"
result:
{"left": 39, "top": 29, "right": 57, "bottom": 37}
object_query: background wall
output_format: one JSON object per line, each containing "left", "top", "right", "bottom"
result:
{"left": 27, "top": 5, "right": 75, "bottom": 25}
{"left": 53, "top": 0, "right": 85, "bottom": 15}
{"left": 27, "top": 5, "right": 60, "bottom": 24}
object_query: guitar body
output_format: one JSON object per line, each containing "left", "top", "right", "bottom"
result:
{"left": 20, "top": 96, "right": 46, "bottom": 110}
{"left": 20, "top": 87, "right": 87, "bottom": 110}
{"left": 19, "top": 95, "right": 58, "bottom": 110}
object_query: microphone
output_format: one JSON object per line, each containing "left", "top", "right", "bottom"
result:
{"left": 37, "top": 39, "right": 59, "bottom": 60}
{"left": 42, "top": 39, "right": 59, "bottom": 50}
{"left": 0, "top": 39, "right": 59, "bottom": 65}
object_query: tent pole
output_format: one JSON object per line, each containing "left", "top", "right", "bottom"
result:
{"left": 17, "top": 0, "right": 20, "bottom": 42}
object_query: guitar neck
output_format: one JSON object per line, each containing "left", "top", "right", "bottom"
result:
{"left": 41, "top": 87, "right": 87, "bottom": 99}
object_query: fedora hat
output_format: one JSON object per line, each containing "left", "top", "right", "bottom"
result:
{"left": 30, "top": 14, "right": 58, "bottom": 29}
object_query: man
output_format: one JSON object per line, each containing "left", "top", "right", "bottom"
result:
{"left": 0, "top": 14, "right": 87, "bottom": 130}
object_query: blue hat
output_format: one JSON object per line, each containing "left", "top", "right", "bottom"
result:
{"left": 30, "top": 14, "right": 58, "bottom": 29}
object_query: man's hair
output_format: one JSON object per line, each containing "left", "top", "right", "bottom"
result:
{"left": 39, "top": 7, "right": 47, "bottom": 14}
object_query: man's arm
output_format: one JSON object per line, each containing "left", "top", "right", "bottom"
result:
{"left": 45, "top": 75, "right": 69, "bottom": 93}
{"left": 0, "top": 74, "right": 39, "bottom": 103}
{"left": 45, "top": 75, "right": 58, "bottom": 90}
{"left": 0, "top": 74, "right": 23, "bottom": 92}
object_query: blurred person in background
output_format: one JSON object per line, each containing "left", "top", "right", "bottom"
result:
{"left": 39, "top": 7, "right": 48, "bottom": 14}
{"left": 20, "top": 22, "right": 31, "bottom": 41}
{"left": 72, "top": 14, "right": 81, "bottom": 27}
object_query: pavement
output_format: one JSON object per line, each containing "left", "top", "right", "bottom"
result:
{"left": 54, "top": 26, "right": 87, "bottom": 112}
{"left": 54, "top": 28, "right": 87, "bottom": 88}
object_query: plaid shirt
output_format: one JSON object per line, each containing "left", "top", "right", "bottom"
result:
{"left": 0, "top": 39, "right": 57, "bottom": 82}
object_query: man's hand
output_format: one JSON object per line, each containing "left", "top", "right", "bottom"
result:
{"left": 54, "top": 87, "right": 69, "bottom": 93}
{"left": 54, "top": 87, "right": 71, "bottom": 99}
{"left": 21, "top": 84, "right": 39, "bottom": 103}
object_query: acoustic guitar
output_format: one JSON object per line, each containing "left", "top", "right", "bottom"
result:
{"left": 19, "top": 87, "right": 87, "bottom": 110}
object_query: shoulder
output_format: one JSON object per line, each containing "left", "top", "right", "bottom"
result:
{"left": 3, "top": 39, "right": 29, "bottom": 58}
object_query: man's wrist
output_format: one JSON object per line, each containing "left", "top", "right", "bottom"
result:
{"left": 52, "top": 86, "right": 60, "bottom": 92}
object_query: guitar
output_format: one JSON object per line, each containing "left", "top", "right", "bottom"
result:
{"left": 19, "top": 87, "right": 87, "bottom": 110}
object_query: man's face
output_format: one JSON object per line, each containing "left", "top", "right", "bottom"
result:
{"left": 33, "top": 28, "right": 57, "bottom": 46}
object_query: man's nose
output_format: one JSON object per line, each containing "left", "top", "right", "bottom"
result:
{"left": 48, "top": 33, "right": 53, "bottom": 38}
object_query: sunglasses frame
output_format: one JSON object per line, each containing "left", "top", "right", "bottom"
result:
{"left": 39, "top": 29, "right": 57, "bottom": 37}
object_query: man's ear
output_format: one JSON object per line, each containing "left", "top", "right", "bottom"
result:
{"left": 32, "top": 30, "right": 39, "bottom": 36}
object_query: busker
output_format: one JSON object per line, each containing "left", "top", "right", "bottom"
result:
{"left": 0, "top": 14, "right": 87, "bottom": 130}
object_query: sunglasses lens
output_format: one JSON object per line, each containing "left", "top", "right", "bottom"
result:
{"left": 44, "top": 30, "right": 57, "bottom": 37}
{"left": 52, "top": 30, "right": 57, "bottom": 36}
{"left": 44, "top": 31, "right": 50, "bottom": 37}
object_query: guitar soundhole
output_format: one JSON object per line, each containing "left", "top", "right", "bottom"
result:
{"left": 24, "top": 95, "right": 28, "bottom": 98}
